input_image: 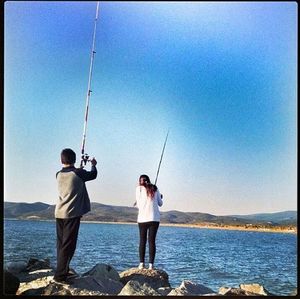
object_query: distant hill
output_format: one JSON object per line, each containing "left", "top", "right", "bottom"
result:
{"left": 229, "top": 211, "right": 297, "bottom": 225}
{"left": 3, "top": 202, "right": 51, "bottom": 218}
{"left": 3, "top": 201, "right": 297, "bottom": 226}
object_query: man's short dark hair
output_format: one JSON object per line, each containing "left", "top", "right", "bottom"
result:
{"left": 61, "top": 148, "right": 76, "bottom": 164}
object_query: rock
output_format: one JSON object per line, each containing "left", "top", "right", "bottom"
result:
{"left": 5, "top": 261, "right": 28, "bottom": 274}
{"left": 240, "top": 283, "right": 272, "bottom": 296}
{"left": 4, "top": 270, "right": 20, "bottom": 295}
{"left": 219, "top": 284, "right": 274, "bottom": 296}
{"left": 118, "top": 280, "right": 161, "bottom": 296}
{"left": 17, "top": 272, "right": 123, "bottom": 295}
{"left": 157, "top": 287, "right": 172, "bottom": 296}
{"left": 42, "top": 280, "right": 109, "bottom": 296}
{"left": 119, "top": 267, "right": 170, "bottom": 289}
{"left": 167, "top": 288, "right": 184, "bottom": 296}
{"left": 218, "top": 286, "right": 257, "bottom": 296}
{"left": 21, "top": 286, "right": 50, "bottom": 296}
{"left": 83, "top": 263, "right": 120, "bottom": 282}
{"left": 71, "top": 275, "right": 123, "bottom": 294}
{"left": 26, "top": 257, "right": 51, "bottom": 271}
{"left": 290, "top": 288, "right": 297, "bottom": 296}
{"left": 170, "top": 280, "right": 215, "bottom": 296}
{"left": 16, "top": 271, "right": 54, "bottom": 295}
{"left": 17, "top": 268, "right": 55, "bottom": 283}
{"left": 42, "top": 283, "right": 73, "bottom": 296}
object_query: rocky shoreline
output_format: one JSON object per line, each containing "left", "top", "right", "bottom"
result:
{"left": 4, "top": 258, "right": 297, "bottom": 296}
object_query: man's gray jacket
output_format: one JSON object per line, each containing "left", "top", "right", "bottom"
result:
{"left": 55, "top": 165, "right": 97, "bottom": 219}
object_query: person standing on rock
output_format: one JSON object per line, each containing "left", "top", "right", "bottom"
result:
{"left": 53, "top": 148, "right": 97, "bottom": 284}
{"left": 135, "top": 174, "right": 163, "bottom": 270}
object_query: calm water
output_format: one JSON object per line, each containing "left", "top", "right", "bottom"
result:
{"left": 3, "top": 219, "right": 297, "bottom": 295}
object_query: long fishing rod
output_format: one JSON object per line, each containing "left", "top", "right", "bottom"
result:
{"left": 80, "top": 1, "right": 100, "bottom": 168}
{"left": 154, "top": 129, "right": 169, "bottom": 185}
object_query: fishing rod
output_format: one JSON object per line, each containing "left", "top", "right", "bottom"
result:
{"left": 154, "top": 129, "right": 169, "bottom": 185}
{"left": 133, "top": 130, "right": 170, "bottom": 207}
{"left": 80, "top": 1, "right": 100, "bottom": 168}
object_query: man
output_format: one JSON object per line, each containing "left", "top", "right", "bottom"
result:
{"left": 53, "top": 148, "right": 97, "bottom": 284}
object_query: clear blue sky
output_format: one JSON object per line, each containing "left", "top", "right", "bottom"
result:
{"left": 4, "top": 1, "right": 297, "bottom": 215}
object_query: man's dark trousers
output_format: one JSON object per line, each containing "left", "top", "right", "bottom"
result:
{"left": 54, "top": 216, "right": 81, "bottom": 280}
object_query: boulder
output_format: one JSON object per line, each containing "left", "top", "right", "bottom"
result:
{"left": 168, "top": 280, "right": 215, "bottom": 296}
{"left": 119, "top": 268, "right": 170, "bottom": 289}
{"left": 71, "top": 275, "right": 123, "bottom": 294}
{"left": 218, "top": 286, "right": 257, "bottom": 296}
{"left": 290, "top": 288, "right": 297, "bottom": 296}
{"left": 4, "top": 270, "right": 20, "bottom": 295}
{"left": 26, "top": 257, "right": 51, "bottom": 271}
{"left": 118, "top": 280, "right": 161, "bottom": 296}
{"left": 42, "top": 279, "right": 109, "bottom": 296}
{"left": 17, "top": 268, "right": 55, "bottom": 283}
{"left": 16, "top": 270, "right": 54, "bottom": 295}
{"left": 17, "top": 271, "right": 123, "bottom": 296}
{"left": 42, "top": 283, "right": 73, "bottom": 296}
{"left": 239, "top": 283, "right": 273, "bottom": 296}
{"left": 5, "top": 261, "right": 27, "bottom": 274}
{"left": 157, "top": 287, "right": 172, "bottom": 296}
{"left": 83, "top": 263, "right": 120, "bottom": 282}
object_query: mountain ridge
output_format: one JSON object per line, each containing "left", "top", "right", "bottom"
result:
{"left": 3, "top": 201, "right": 297, "bottom": 226}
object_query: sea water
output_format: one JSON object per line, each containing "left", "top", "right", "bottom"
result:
{"left": 3, "top": 219, "right": 297, "bottom": 295}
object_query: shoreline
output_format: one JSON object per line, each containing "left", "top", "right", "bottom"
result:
{"left": 5, "top": 218, "right": 297, "bottom": 234}
{"left": 81, "top": 221, "right": 297, "bottom": 234}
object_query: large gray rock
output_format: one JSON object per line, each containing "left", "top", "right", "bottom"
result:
{"left": 83, "top": 263, "right": 120, "bottom": 282}
{"left": 239, "top": 283, "right": 273, "bottom": 296}
{"left": 71, "top": 275, "right": 123, "bottom": 294}
{"left": 17, "top": 271, "right": 123, "bottom": 296}
{"left": 219, "top": 284, "right": 274, "bottom": 296}
{"left": 42, "top": 283, "right": 73, "bottom": 296}
{"left": 168, "top": 280, "right": 215, "bottom": 296}
{"left": 26, "top": 257, "right": 51, "bottom": 271}
{"left": 157, "top": 287, "right": 172, "bottom": 296}
{"left": 118, "top": 280, "right": 161, "bottom": 296}
{"left": 17, "top": 268, "right": 55, "bottom": 283}
{"left": 4, "top": 270, "right": 20, "bottom": 295}
{"left": 41, "top": 279, "right": 111, "bottom": 296}
{"left": 119, "top": 268, "right": 170, "bottom": 289}
{"left": 5, "top": 261, "right": 27, "bottom": 274}
{"left": 219, "top": 286, "right": 257, "bottom": 296}
{"left": 16, "top": 270, "right": 54, "bottom": 295}
{"left": 43, "top": 283, "right": 106, "bottom": 296}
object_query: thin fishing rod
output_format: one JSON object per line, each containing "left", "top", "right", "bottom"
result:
{"left": 80, "top": 1, "right": 100, "bottom": 168}
{"left": 154, "top": 129, "right": 170, "bottom": 185}
{"left": 133, "top": 129, "right": 170, "bottom": 207}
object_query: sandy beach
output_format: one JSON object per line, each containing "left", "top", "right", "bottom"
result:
{"left": 80, "top": 220, "right": 297, "bottom": 234}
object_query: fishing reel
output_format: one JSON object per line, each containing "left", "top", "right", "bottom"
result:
{"left": 80, "top": 153, "right": 90, "bottom": 167}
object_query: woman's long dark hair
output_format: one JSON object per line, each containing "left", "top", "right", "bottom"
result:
{"left": 139, "top": 174, "right": 157, "bottom": 199}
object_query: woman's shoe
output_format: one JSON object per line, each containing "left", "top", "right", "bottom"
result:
{"left": 148, "top": 263, "right": 154, "bottom": 270}
{"left": 138, "top": 262, "right": 145, "bottom": 269}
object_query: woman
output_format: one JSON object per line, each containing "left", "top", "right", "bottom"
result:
{"left": 135, "top": 174, "right": 163, "bottom": 270}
